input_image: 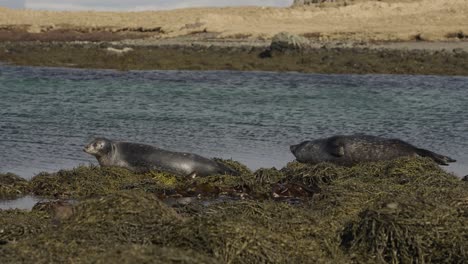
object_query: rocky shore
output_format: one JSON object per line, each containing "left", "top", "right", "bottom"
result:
{"left": 1, "top": 37, "right": 467, "bottom": 75}
{"left": 1, "top": 157, "right": 467, "bottom": 263}
{"left": 0, "top": 0, "right": 467, "bottom": 75}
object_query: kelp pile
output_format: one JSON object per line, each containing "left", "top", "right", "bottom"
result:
{"left": 0, "top": 157, "right": 467, "bottom": 263}
{"left": 0, "top": 173, "right": 31, "bottom": 197}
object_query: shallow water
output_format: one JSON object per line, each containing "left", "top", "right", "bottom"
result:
{"left": 0, "top": 195, "right": 42, "bottom": 210}
{"left": 0, "top": 65, "right": 467, "bottom": 179}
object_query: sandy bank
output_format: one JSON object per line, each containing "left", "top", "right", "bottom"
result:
{"left": 0, "top": 0, "right": 467, "bottom": 42}
{"left": 0, "top": 1, "right": 467, "bottom": 75}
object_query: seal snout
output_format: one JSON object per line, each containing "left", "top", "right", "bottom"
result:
{"left": 290, "top": 144, "right": 299, "bottom": 154}
{"left": 83, "top": 144, "right": 92, "bottom": 153}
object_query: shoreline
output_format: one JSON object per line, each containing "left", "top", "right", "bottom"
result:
{"left": 0, "top": 1, "right": 467, "bottom": 75}
{"left": 1, "top": 158, "right": 467, "bottom": 263}
{"left": 1, "top": 38, "right": 467, "bottom": 75}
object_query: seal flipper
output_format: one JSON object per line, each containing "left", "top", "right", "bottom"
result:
{"left": 414, "top": 148, "right": 456, "bottom": 166}
{"left": 327, "top": 137, "right": 345, "bottom": 157}
{"left": 186, "top": 171, "right": 197, "bottom": 179}
{"left": 213, "top": 160, "right": 240, "bottom": 176}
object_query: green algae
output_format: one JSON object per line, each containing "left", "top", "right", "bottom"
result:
{"left": 1, "top": 42, "right": 467, "bottom": 76}
{"left": 0, "top": 210, "right": 51, "bottom": 244}
{"left": 30, "top": 166, "right": 163, "bottom": 198}
{"left": 0, "top": 173, "right": 30, "bottom": 197}
{"left": 214, "top": 158, "right": 253, "bottom": 176}
{"left": 1, "top": 157, "right": 467, "bottom": 263}
{"left": 170, "top": 200, "right": 335, "bottom": 263}
{"left": 2, "top": 243, "right": 218, "bottom": 264}
{"left": 341, "top": 200, "right": 467, "bottom": 263}
{"left": 59, "top": 191, "right": 182, "bottom": 245}
{"left": 87, "top": 246, "right": 219, "bottom": 264}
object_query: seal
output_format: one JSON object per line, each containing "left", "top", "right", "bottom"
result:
{"left": 290, "top": 134, "right": 456, "bottom": 166}
{"left": 83, "top": 138, "right": 237, "bottom": 177}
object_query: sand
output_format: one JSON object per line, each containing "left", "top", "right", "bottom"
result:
{"left": 0, "top": 0, "right": 467, "bottom": 75}
{"left": 0, "top": 0, "right": 467, "bottom": 42}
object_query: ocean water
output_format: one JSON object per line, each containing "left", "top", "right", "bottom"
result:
{"left": 0, "top": 65, "right": 467, "bottom": 180}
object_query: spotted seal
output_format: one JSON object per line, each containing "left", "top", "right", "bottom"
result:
{"left": 83, "top": 138, "right": 237, "bottom": 177}
{"left": 290, "top": 134, "right": 456, "bottom": 166}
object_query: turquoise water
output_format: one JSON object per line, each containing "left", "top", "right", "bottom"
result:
{"left": 1, "top": 65, "right": 467, "bottom": 179}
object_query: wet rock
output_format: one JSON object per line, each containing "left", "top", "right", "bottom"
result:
{"left": 270, "top": 32, "right": 310, "bottom": 52}
{"left": 106, "top": 47, "right": 134, "bottom": 55}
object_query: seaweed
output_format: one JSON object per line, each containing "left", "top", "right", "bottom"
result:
{"left": 341, "top": 199, "right": 467, "bottom": 263}
{"left": 0, "top": 157, "right": 467, "bottom": 263}
{"left": 0, "top": 210, "right": 51, "bottom": 244}
{"left": 29, "top": 166, "right": 171, "bottom": 198}
{"left": 86, "top": 245, "right": 219, "bottom": 264}
{"left": 0, "top": 173, "right": 30, "bottom": 197}
{"left": 2, "top": 42, "right": 467, "bottom": 76}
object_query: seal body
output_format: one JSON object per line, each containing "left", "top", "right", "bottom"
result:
{"left": 290, "top": 134, "right": 456, "bottom": 166}
{"left": 84, "top": 138, "right": 236, "bottom": 177}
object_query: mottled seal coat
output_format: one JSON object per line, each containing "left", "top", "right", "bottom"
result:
{"left": 290, "top": 134, "right": 456, "bottom": 166}
{"left": 84, "top": 138, "right": 237, "bottom": 177}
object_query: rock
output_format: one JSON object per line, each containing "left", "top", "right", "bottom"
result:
{"left": 293, "top": 0, "right": 340, "bottom": 6}
{"left": 33, "top": 200, "right": 75, "bottom": 224}
{"left": 26, "top": 25, "right": 42, "bottom": 34}
{"left": 106, "top": 47, "right": 134, "bottom": 55}
{"left": 270, "top": 32, "right": 309, "bottom": 52}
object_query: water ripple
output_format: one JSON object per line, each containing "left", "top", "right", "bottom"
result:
{"left": 0, "top": 66, "right": 467, "bottom": 178}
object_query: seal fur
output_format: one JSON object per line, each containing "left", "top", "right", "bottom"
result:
{"left": 290, "top": 134, "right": 456, "bottom": 166}
{"left": 84, "top": 138, "right": 237, "bottom": 177}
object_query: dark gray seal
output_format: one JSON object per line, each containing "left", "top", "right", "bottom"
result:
{"left": 83, "top": 138, "right": 237, "bottom": 177}
{"left": 290, "top": 134, "right": 456, "bottom": 166}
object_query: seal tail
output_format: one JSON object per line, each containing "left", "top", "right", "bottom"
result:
{"left": 415, "top": 148, "right": 456, "bottom": 165}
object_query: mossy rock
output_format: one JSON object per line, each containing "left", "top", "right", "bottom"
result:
{"left": 341, "top": 198, "right": 468, "bottom": 263}
{"left": 28, "top": 164, "right": 254, "bottom": 199}
{"left": 29, "top": 166, "right": 175, "bottom": 198}
{"left": 61, "top": 191, "right": 182, "bottom": 244}
{"left": 1, "top": 157, "right": 466, "bottom": 263}
{"left": 178, "top": 220, "right": 317, "bottom": 263}
{"left": 1, "top": 243, "right": 217, "bottom": 264}
{"left": 0, "top": 173, "right": 30, "bottom": 197}
{"left": 88, "top": 245, "right": 218, "bottom": 264}
{"left": 281, "top": 161, "right": 345, "bottom": 189}
{"left": 164, "top": 200, "right": 351, "bottom": 262}
{"left": 0, "top": 210, "right": 51, "bottom": 243}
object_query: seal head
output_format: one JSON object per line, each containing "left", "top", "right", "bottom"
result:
{"left": 83, "top": 138, "right": 112, "bottom": 157}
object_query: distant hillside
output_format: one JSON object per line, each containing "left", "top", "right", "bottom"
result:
{"left": 293, "top": 0, "right": 421, "bottom": 6}
{"left": 0, "top": 0, "right": 465, "bottom": 42}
